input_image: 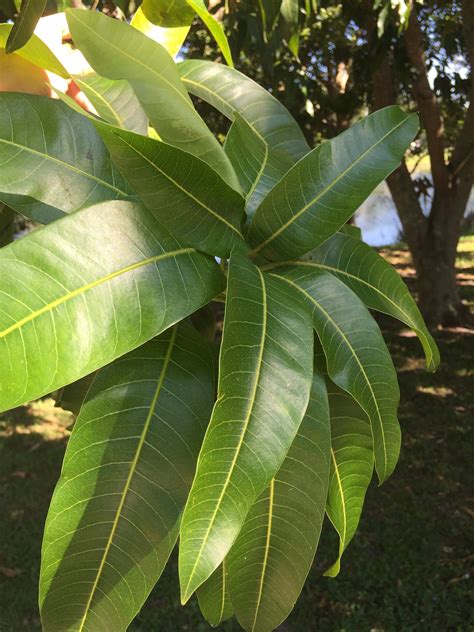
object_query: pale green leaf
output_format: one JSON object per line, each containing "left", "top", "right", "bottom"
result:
{"left": 0, "top": 23, "right": 68, "bottom": 77}
{"left": 249, "top": 106, "right": 419, "bottom": 261}
{"left": 227, "top": 369, "right": 330, "bottom": 632}
{"left": 131, "top": 7, "right": 190, "bottom": 58}
{"left": 186, "top": 0, "right": 234, "bottom": 67}
{"left": 96, "top": 122, "right": 246, "bottom": 258}
{"left": 40, "top": 325, "right": 215, "bottom": 631}
{"left": 6, "top": 0, "right": 47, "bottom": 54}
{"left": 0, "top": 199, "right": 224, "bottom": 413}
{"left": 179, "top": 255, "right": 314, "bottom": 602}
{"left": 66, "top": 9, "right": 240, "bottom": 191}
{"left": 178, "top": 60, "right": 310, "bottom": 162}
{"left": 197, "top": 561, "right": 234, "bottom": 627}
{"left": 325, "top": 383, "right": 374, "bottom": 577}
{"left": 271, "top": 268, "right": 400, "bottom": 483}
{"left": 0, "top": 94, "right": 133, "bottom": 219}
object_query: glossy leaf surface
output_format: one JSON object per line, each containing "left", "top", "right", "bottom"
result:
{"left": 66, "top": 10, "right": 239, "bottom": 190}
{"left": 0, "top": 94, "right": 132, "bottom": 218}
{"left": 179, "top": 60, "right": 310, "bottom": 162}
{"left": 272, "top": 268, "right": 400, "bottom": 483}
{"left": 131, "top": 7, "right": 190, "bottom": 58}
{"left": 227, "top": 370, "right": 330, "bottom": 632}
{"left": 298, "top": 232, "right": 440, "bottom": 370}
{"left": 6, "top": 0, "right": 47, "bottom": 53}
{"left": 0, "top": 200, "right": 224, "bottom": 413}
{"left": 197, "top": 562, "right": 234, "bottom": 627}
{"left": 96, "top": 123, "right": 246, "bottom": 258}
{"left": 179, "top": 255, "right": 313, "bottom": 602}
{"left": 249, "top": 106, "right": 419, "bottom": 261}
{"left": 325, "top": 383, "right": 374, "bottom": 577}
{"left": 40, "top": 325, "right": 215, "bottom": 631}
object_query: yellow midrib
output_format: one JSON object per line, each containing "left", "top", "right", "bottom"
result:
{"left": 330, "top": 447, "right": 347, "bottom": 555}
{"left": 183, "top": 267, "right": 268, "bottom": 599}
{"left": 273, "top": 274, "right": 388, "bottom": 477}
{"left": 78, "top": 326, "right": 177, "bottom": 631}
{"left": 251, "top": 116, "right": 410, "bottom": 256}
{"left": 0, "top": 248, "right": 194, "bottom": 339}
{"left": 219, "top": 559, "right": 228, "bottom": 623}
{"left": 75, "top": 77, "right": 124, "bottom": 129}
{"left": 251, "top": 478, "right": 275, "bottom": 632}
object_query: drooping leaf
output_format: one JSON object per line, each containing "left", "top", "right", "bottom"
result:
{"left": 227, "top": 369, "right": 330, "bottom": 632}
{"left": 96, "top": 122, "right": 246, "bottom": 258}
{"left": 179, "top": 255, "right": 314, "bottom": 602}
{"left": 6, "top": 0, "right": 47, "bottom": 54}
{"left": 40, "top": 325, "right": 215, "bottom": 631}
{"left": 178, "top": 60, "right": 310, "bottom": 162}
{"left": 0, "top": 199, "right": 224, "bottom": 413}
{"left": 292, "top": 232, "right": 440, "bottom": 371}
{"left": 325, "top": 382, "right": 374, "bottom": 577}
{"left": 66, "top": 9, "right": 240, "bottom": 191}
{"left": 0, "top": 94, "right": 133, "bottom": 219}
{"left": 257, "top": 0, "right": 282, "bottom": 39}
{"left": 131, "top": 7, "right": 190, "bottom": 58}
{"left": 224, "top": 113, "right": 294, "bottom": 221}
{"left": 280, "top": 0, "right": 300, "bottom": 57}
{"left": 272, "top": 268, "right": 400, "bottom": 483}
{"left": 74, "top": 74, "right": 148, "bottom": 135}
{"left": 186, "top": 0, "right": 234, "bottom": 67}
{"left": 197, "top": 561, "right": 234, "bottom": 627}
{"left": 0, "top": 23, "right": 68, "bottom": 77}
{"left": 249, "top": 106, "right": 419, "bottom": 261}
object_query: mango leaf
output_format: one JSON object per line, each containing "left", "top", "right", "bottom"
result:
{"left": 178, "top": 60, "right": 310, "bottom": 162}
{"left": 224, "top": 113, "right": 294, "bottom": 221}
{"left": 6, "top": 0, "right": 47, "bottom": 54}
{"left": 197, "top": 561, "right": 234, "bottom": 627}
{"left": 325, "top": 382, "right": 374, "bottom": 577}
{"left": 0, "top": 193, "right": 64, "bottom": 224}
{"left": 0, "top": 23, "right": 68, "bottom": 77}
{"left": 280, "top": 0, "right": 300, "bottom": 57}
{"left": 0, "top": 94, "right": 133, "bottom": 219}
{"left": 74, "top": 75, "right": 148, "bottom": 135}
{"left": 271, "top": 268, "right": 400, "bottom": 483}
{"left": 179, "top": 255, "right": 314, "bottom": 602}
{"left": 66, "top": 9, "right": 240, "bottom": 191}
{"left": 227, "top": 369, "right": 330, "bottom": 632}
{"left": 249, "top": 106, "right": 419, "bottom": 261}
{"left": 257, "top": 0, "right": 282, "bottom": 39}
{"left": 295, "top": 232, "right": 440, "bottom": 371}
{"left": 96, "top": 122, "right": 246, "bottom": 258}
{"left": 0, "top": 199, "right": 224, "bottom": 413}
{"left": 186, "top": 0, "right": 234, "bottom": 67}
{"left": 141, "top": 0, "right": 195, "bottom": 27}
{"left": 54, "top": 372, "right": 97, "bottom": 417}
{"left": 40, "top": 325, "right": 215, "bottom": 631}
{"left": 131, "top": 7, "right": 190, "bottom": 58}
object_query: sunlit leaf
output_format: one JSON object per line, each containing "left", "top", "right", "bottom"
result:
{"left": 186, "top": 0, "right": 234, "bottom": 67}
{"left": 131, "top": 7, "right": 189, "bottom": 58}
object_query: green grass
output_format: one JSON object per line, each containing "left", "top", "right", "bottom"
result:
{"left": 1, "top": 240, "right": 473, "bottom": 632}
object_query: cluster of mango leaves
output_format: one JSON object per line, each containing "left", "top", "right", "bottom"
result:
{"left": 0, "top": 2, "right": 440, "bottom": 631}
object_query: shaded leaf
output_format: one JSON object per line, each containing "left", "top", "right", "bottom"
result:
{"left": 0, "top": 23, "right": 68, "bottom": 77}
{"left": 0, "top": 199, "right": 224, "bottom": 413}
{"left": 325, "top": 382, "right": 374, "bottom": 577}
{"left": 186, "top": 0, "right": 234, "bottom": 67}
{"left": 66, "top": 9, "right": 239, "bottom": 191}
{"left": 141, "top": 0, "right": 195, "bottom": 27}
{"left": 6, "top": 0, "right": 47, "bottom": 54}
{"left": 227, "top": 370, "right": 330, "bottom": 632}
{"left": 55, "top": 372, "right": 97, "bottom": 417}
{"left": 0, "top": 202, "right": 14, "bottom": 247}
{"left": 197, "top": 561, "right": 234, "bottom": 627}
{"left": 96, "top": 122, "right": 246, "bottom": 258}
{"left": 40, "top": 325, "right": 215, "bottom": 631}
{"left": 249, "top": 106, "right": 419, "bottom": 261}
{"left": 271, "top": 268, "right": 400, "bottom": 483}
{"left": 179, "top": 255, "right": 313, "bottom": 602}
{"left": 179, "top": 59, "right": 310, "bottom": 162}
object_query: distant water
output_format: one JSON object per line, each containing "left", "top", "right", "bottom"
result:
{"left": 355, "top": 182, "right": 474, "bottom": 247}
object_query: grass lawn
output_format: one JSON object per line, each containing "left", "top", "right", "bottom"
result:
{"left": 1, "top": 238, "right": 473, "bottom": 632}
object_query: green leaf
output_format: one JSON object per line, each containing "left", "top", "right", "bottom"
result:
{"left": 179, "top": 255, "right": 314, "bottom": 602}
{"left": 0, "top": 202, "right": 14, "bottom": 247}
{"left": 296, "top": 232, "right": 440, "bottom": 371}
{"left": 271, "top": 268, "right": 400, "bottom": 483}
{"left": 0, "top": 199, "right": 224, "bottom": 413}
{"left": 227, "top": 369, "right": 330, "bottom": 632}
{"left": 141, "top": 0, "right": 195, "bottom": 27}
{"left": 257, "top": 0, "right": 282, "bottom": 38}
{"left": 66, "top": 9, "right": 240, "bottom": 191}
{"left": 186, "top": 0, "right": 234, "bottom": 67}
{"left": 249, "top": 106, "right": 419, "bottom": 261}
{"left": 280, "top": 0, "right": 300, "bottom": 57}
{"left": 178, "top": 60, "right": 310, "bottom": 162}
{"left": 74, "top": 74, "right": 148, "bottom": 135}
{"left": 131, "top": 7, "right": 190, "bottom": 58}
{"left": 224, "top": 113, "right": 294, "bottom": 221}
{"left": 6, "top": 0, "right": 47, "bottom": 54}
{"left": 96, "top": 122, "right": 246, "bottom": 258}
{"left": 0, "top": 194, "right": 63, "bottom": 224}
{"left": 55, "top": 372, "right": 97, "bottom": 417}
{"left": 0, "top": 94, "right": 133, "bottom": 218}
{"left": 0, "top": 23, "right": 68, "bottom": 77}
{"left": 40, "top": 325, "right": 215, "bottom": 631}
{"left": 197, "top": 561, "right": 234, "bottom": 627}
{"left": 325, "top": 383, "right": 374, "bottom": 577}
